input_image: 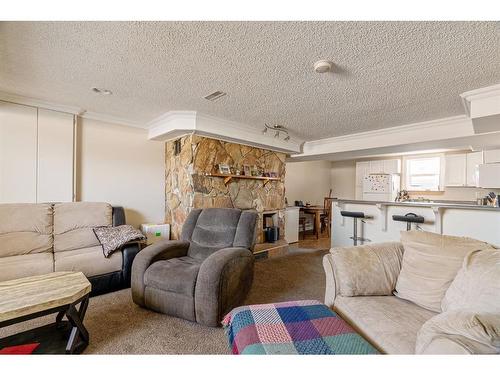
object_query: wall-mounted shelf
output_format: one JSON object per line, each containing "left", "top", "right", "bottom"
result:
{"left": 204, "top": 173, "right": 281, "bottom": 186}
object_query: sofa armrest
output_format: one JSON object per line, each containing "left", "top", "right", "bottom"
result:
{"left": 416, "top": 311, "right": 500, "bottom": 354}
{"left": 326, "top": 242, "right": 403, "bottom": 300}
{"left": 121, "top": 242, "right": 141, "bottom": 288}
{"left": 323, "top": 254, "right": 337, "bottom": 308}
{"left": 131, "top": 240, "right": 190, "bottom": 306}
{"left": 195, "top": 247, "right": 254, "bottom": 327}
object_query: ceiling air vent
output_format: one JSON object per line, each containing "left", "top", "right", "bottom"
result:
{"left": 204, "top": 91, "right": 227, "bottom": 102}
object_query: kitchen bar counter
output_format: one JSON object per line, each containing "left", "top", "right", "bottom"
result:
{"left": 332, "top": 199, "right": 500, "bottom": 211}
{"left": 331, "top": 199, "right": 500, "bottom": 248}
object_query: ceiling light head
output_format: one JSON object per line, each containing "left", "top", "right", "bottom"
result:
{"left": 284, "top": 135, "right": 290, "bottom": 141}
{"left": 313, "top": 60, "right": 334, "bottom": 73}
{"left": 91, "top": 87, "right": 112, "bottom": 95}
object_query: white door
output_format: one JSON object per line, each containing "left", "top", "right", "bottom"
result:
{"left": 0, "top": 102, "right": 37, "bottom": 203}
{"left": 465, "top": 152, "right": 483, "bottom": 187}
{"left": 37, "top": 109, "right": 74, "bottom": 203}
{"left": 445, "top": 154, "right": 466, "bottom": 187}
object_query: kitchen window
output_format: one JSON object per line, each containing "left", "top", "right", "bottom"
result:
{"left": 404, "top": 155, "right": 443, "bottom": 191}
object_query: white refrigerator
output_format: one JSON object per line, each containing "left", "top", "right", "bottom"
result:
{"left": 362, "top": 174, "right": 400, "bottom": 202}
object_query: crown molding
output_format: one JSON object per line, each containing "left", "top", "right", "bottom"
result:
{"left": 292, "top": 115, "right": 474, "bottom": 160}
{"left": 147, "top": 111, "right": 304, "bottom": 154}
{"left": 460, "top": 84, "right": 500, "bottom": 117}
{"left": 0, "top": 91, "right": 84, "bottom": 115}
{"left": 79, "top": 111, "right": 145, "bottom": 128}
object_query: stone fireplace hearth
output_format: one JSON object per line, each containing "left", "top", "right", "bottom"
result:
{"left": 165, "top": 134, "right": 287, "bottom": 246}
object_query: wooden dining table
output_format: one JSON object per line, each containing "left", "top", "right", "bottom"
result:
{"left": 300, "top": 205, "right": 325, "bottom": 239}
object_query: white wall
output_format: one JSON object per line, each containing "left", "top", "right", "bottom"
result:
{"left": 285, "top": 160, "right": 332, "bottom": 206}
{"left": 330, "top": 160, "right": 356, "bottom": 199}
{"left": 76, "top": 118, "right": 165, "bottom": 228}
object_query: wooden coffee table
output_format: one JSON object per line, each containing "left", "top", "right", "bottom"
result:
{"left": 0, "top": 272, "right": 91, "bottom": 354}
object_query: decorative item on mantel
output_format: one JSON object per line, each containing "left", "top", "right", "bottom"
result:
{"left": 218, "top": 163, "right": 231, "bottom": 175}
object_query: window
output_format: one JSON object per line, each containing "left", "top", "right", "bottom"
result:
{"left": 404, "top": 156, "right": 442, "bottom": 191}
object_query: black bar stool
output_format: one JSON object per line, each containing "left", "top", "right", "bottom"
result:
{"left": 340, "top": 211, "right": 371, "bottom": 246}
{"left": 392, "top": 212, "right": 424, "bottom": 231}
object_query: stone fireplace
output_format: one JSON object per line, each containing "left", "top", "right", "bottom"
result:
{"left": 165, "top": 134, "right": 287, "bottom": 246}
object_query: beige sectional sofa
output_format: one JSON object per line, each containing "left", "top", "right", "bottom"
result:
{"left": 323, "top": 231, "right": 500, "bottom": 354}
{"left": 0, "top": 202, "right": 140, "bottom": 295}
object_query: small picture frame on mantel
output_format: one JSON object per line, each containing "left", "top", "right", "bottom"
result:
{"left": 218, "top": 164, "right": 231, "bottom": 175}
{"left": 243, "top": 165, "right": 251, "bottom": 176}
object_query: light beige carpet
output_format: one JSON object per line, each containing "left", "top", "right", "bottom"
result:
{"left": 1, "top": 249, "right": 327, "bottom": 354}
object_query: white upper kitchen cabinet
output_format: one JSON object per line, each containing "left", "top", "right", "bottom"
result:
{"left": 369, "top": 160, "right": 384, "bottom": 174}
{"left": 383, "top": 159, "right": 401, "bottom": 174}
{"left": 0, "top": 102, "right": 38, "bottom": 203}
{"left": 483, "top": 149, "right": 500, "bottom": 164}
{"left": 465, "top": 151, "right": 483, "bottom": 187}
{"left": 478, "top": 164, "right": 500, "bottom": 188}
{"left": 37, "top": 109, "right": 74, "bottom": 202}
{"left": 355, "top": 161, "right": 370, "bottom": 186}
{"left": 445, "top": 154, "right": 467, "bottom": 187}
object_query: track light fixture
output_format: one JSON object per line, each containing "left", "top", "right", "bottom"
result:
{"left": 263, "top": 123, "right": 291, "bottom": 142}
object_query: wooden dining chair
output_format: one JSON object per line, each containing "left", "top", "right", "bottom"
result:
{"left": 299, "top": 216, "right": 307, "bottom": 240}
{"left": 321, "top": 197, "right": 335, "bottom": 237}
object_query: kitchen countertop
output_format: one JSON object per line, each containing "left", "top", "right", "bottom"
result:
{"left": 332, "top": 199, "right": 500, "bottom": 211}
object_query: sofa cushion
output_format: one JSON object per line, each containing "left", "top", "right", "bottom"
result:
{"left": 0, "top": 253, "right": 54, "bottom": 282}
{"left": 54, "top": 245, "right": 122, "bottom": 277}
{"left": 335, "top": 295, "right": 436, "bottom": 354}
{"left": 144, "top": 256, "right": 201, "bottom": 296}
{"left": 53, "top": 202, "right": 112, "bottom": 253}
{"left": 416, "top": 311, "right": 500, "bottom": 354}
{"left": 331, "top": 242, "right": 403, "bottom": 297}
{"left": 0, "top": 203, "right": 53, "bottom": 258}
{"left": 394, "top": 231, "right": 495, "bottom": 312}
{"left": 442, "top": 249, "right": 500, "bottom": 313}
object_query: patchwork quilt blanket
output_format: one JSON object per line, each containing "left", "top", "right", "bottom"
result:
{"left": 222, "top": 300, "right": 378, "bottom": 355}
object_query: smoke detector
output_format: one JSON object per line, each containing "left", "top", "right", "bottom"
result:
{"left": 313, "top": 60, "right": 334, "bottom": 73}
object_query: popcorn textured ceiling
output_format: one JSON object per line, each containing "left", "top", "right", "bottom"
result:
{"left": 0, "top": 21, "right": 498, "bottom": 140}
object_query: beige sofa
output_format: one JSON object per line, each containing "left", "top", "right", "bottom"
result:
{"left": 0, "top": 202, "right": 140, "bottom": 295}
{"left": 323, "top": 232, "right": 499, "bottom": 354}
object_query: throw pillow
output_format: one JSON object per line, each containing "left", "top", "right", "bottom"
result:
{"left": 442, "top": 249, "right": 500, "bottom": 313}
{"left": 331, "top": 242, "right": 404, "bottom": 296}
{"left": 93, "top": 225, "right": 145, "bottom": 258}
{"left": 394, "top": 230, "right": 495, "bottom": 312}
{"left": 415, "top": 310, "right": 500, "bottom": 354}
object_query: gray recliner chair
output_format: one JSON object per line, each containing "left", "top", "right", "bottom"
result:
{"left": 131, "top": 208, "right": 258, "bottom": 326}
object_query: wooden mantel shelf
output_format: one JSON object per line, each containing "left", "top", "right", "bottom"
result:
{"left": 203, "top": 173, "right": 281, "bottom": 186}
